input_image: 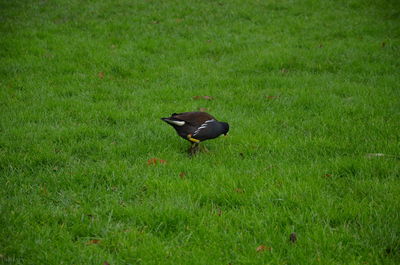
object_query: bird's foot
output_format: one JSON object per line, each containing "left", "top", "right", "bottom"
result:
{"left": 188, "top": 144, "right": 200, "bottom": 156}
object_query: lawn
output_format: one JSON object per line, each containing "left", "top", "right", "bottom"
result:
{"left": 1, "top": 0, "right": 399, "bottom": 264}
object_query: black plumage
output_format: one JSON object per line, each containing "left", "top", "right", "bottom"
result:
{"left": 161, "top": 112, "right": 229, "bottom": 153}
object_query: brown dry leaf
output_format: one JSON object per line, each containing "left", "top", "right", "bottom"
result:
{"left": 98, "top": 72, "right": 105, "bottom": 79}
{"left": 175, "top": 18, "right": 183, "bottom": 23}
{"left": 193, "top": 96, "right": 214, "bottom": 100}
{"left": 235, "top": 188, "right": 244, "bottom": 193}
{"left": 256, "top": 245, "right": 271, "bottom": 252}
{"left": 147, "top": 158, "right": 157, "bottom": 165}
{"left": 86, "top": 239, "right": 101, "bottom": 245}
{"left": 40, "top": 185, "right": 48, "bottom": 196}
{"left": 217, "top": 208, "right": 222, "bottom": 216}
{"left": 104, "top": 261, "right": 110, "bottom": 265}
{"left": 266, "top": 96, "right": 279, "bottom": 100}
{"left": 179, "top": 172, "right": 186, "bottom": 179}
{"left": 152, "top": 20, "right": 160, "bottom": 24}
{"left": 147, "top": 158, "right": 167, "bottom": 165}
{"left": 323, "top": 174, "right": 332, "bottom": 178}
{"left": 199, "top": 107, "right": 208, "bottom": 112}
{"left": 280, "top": 68, "right": 288, "bottom": 73}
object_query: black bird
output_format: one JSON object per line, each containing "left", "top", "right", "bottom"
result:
{"left": 161, "top": 112, "right": 229, "bottom": 154}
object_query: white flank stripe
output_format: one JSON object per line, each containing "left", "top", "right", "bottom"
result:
{"left": 193, "top": 119, "right": 214, "bottom": 136}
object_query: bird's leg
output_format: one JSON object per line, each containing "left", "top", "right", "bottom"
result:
{"left": 189, "top": 142, "right": 200, "bottom": 156}
{"left": 187, "top": 134, "right": 201, "bottom": 155}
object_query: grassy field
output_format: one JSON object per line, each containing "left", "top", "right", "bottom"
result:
{"left": 1, "top": 0, "right": 400, "bottom": 264}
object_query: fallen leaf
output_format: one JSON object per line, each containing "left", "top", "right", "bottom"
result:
{"left": 147, "top": 158, "right": 157, "bottom": 165}
{"left": 217, "top": 208, "right": 222, "bottom": 216}
{"left": 207, "top": 39, "right": 212, "bottom": 43}
{"left": 40, "top": 185, "right": 48, "bottom": 195}
{"left": 179, "top": 172, "right": 186, "bottom": 178}
{"left": 280, "top": 68, "right": 288, "bottom": 73}
{"left": 98, "top": 72, "right": 105, "bottom": 79}
{"left": 111, "top": 44, "right": 117, "bottom": 49}
{"left": 152, "top": 20, "right": 160, "bottom": 24}
{"left": 193, "top": 96, "right": 214, "bottom": 100}
{"left": 234, "top": 188, "right": 244, "bottom": 193}
{"left": 256, "top": 245, "right": 271, "bottom": 252}
{"left": 323, "top": 174, "right": 332, "bottom": 178}
{"left": 104, "top": 261, "right": 110, "bottom": 265}
{"left": 319, "top": 44, "right": 323, "bottom": 48}
{"left": 147, "top": 158, "right": 167, "bottom": 165}
{"left": 86, "top": 239, "right": 101, "bottom": 245}
{"left": 199, "top": 107, "right": 208, "bottom": 112}
{"left": 175, "top": 18, "right": 183, "bottom": 23}
{"left": 289, "top": 232, "right": 297, "bottom": 243}
{"left": 266, "top": 96, "right": 279, "bottom": 100}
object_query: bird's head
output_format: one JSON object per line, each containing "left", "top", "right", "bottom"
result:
{"left": 221, "top": 122, "right": 229, "bottom": 136}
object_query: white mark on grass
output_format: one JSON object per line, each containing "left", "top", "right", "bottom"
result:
{"left": 365, "top": 153, "right": 399, "bottom": 159}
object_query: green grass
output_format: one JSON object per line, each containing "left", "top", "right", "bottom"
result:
{"left": 1, "top": 0, "right": 400, "bottom": 264}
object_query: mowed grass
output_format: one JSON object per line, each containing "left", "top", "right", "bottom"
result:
{"left": 1, "top": 0, "right": 400, "bottom": 264}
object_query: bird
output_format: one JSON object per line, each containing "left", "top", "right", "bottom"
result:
{"left": 161, "top": 111, "right": 229, "bottom": 154}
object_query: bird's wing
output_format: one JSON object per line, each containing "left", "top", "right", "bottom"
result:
{"left": 191, "top": 119, "right": 221, "bottom": 142}
{"left": 192, "top": 119, "right": 215, "bottom": 137}
{"left": 172, "top": 112, "right": 216, "bottom": 125}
